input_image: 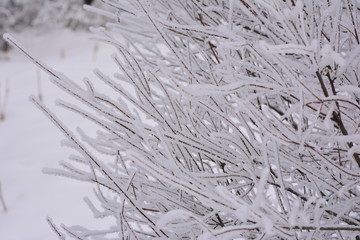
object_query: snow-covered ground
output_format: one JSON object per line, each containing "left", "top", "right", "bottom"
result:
{"left": 0, "top": 29, "right": 116, "bottom": 240}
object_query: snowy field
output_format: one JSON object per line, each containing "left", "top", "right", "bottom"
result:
{"left": 0, "top": 29, "right": 116, "bottom": 240}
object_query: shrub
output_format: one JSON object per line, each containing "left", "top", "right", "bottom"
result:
{"left": 0, "top": 0, "right": 104, "bottom": 52}
{"left": 5, "top": 0, "right": 360, "bottom": 239}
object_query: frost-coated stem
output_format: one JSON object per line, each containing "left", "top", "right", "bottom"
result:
{"left": 0, "top": 182, "right": 7, "bottom": 212}
{"left": 0, "top": 80, "right": 9, "bottom": 121}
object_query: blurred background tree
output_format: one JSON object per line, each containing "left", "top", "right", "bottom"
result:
{"left": 0, "top": 0, "right": 103, "bottom": 53}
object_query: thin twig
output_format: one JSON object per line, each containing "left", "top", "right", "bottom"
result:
{"left": 0, "top": 182, "right": 8, "bottom": 212}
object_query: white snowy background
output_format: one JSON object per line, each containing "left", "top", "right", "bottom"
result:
{"left": 0, "top": 29, "right": 115, "bottom": 240}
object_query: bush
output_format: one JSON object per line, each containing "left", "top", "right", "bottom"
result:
{"left": 0, "top": 0, "right": 104, "bottom": 53}
{"left": 5, "top": 0, "right": 360, "bottom": 239}
{"left": 33, "top": 0, "right": 105, "bottom": 30}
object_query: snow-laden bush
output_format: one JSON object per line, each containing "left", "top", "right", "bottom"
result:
{"left": 33, "top": 0, "right": 105, "bottom": 30}
{"left": 5, "top": 0, "right": 360, "bottom": 239}
{"left": 0, "top": 0, "right": 104, "bottom": 52}
{"left": 0, "top": 0, "right": 40, "bottom": 52}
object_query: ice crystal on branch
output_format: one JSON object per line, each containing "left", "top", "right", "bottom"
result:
{"left": 7, "top": 0, "right": 360, "bottom": 239}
